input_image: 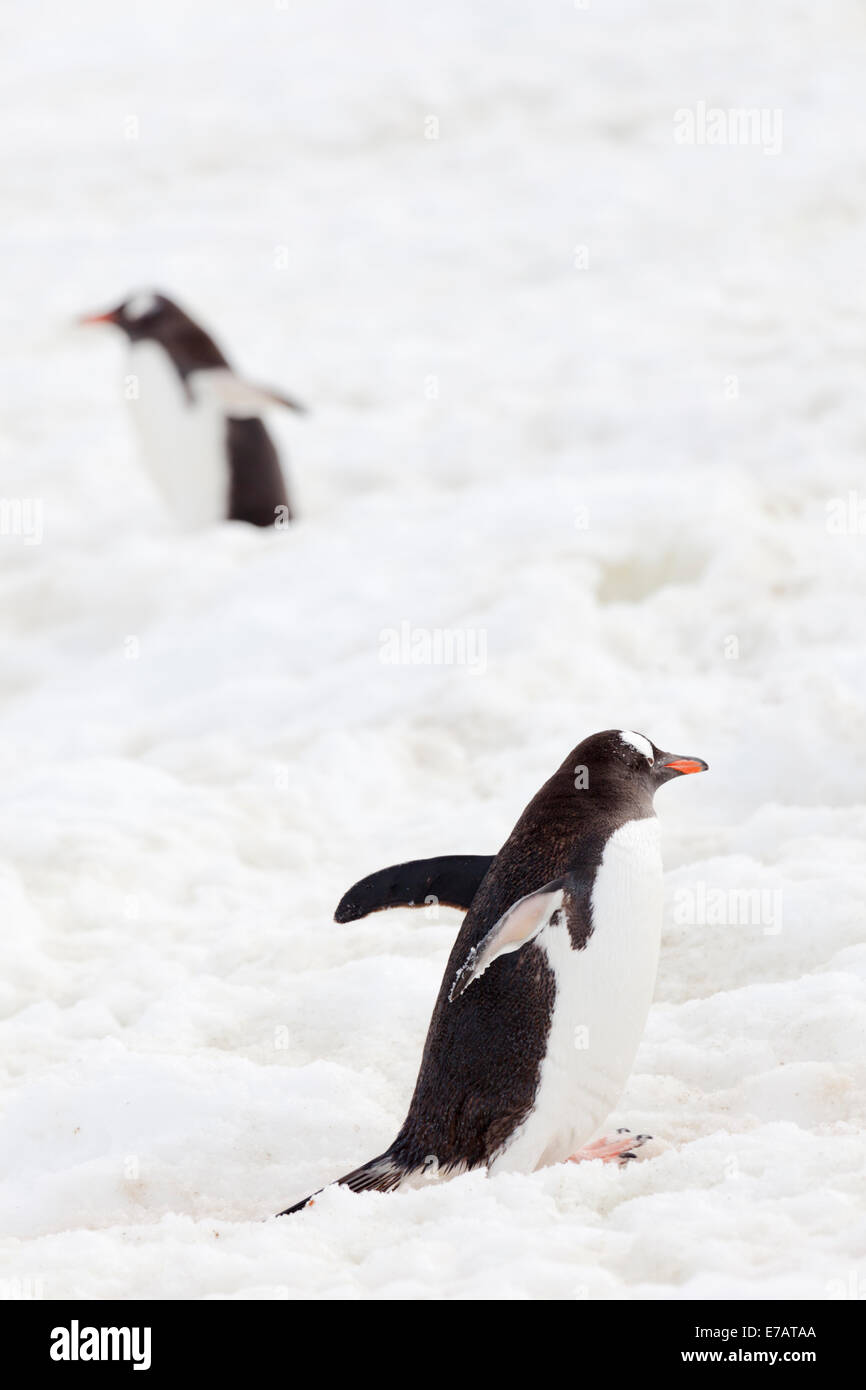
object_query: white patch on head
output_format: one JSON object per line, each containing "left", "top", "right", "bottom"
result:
{"left": 619, "top": 730, "right": 653, "bottom": 761}
{"left": 125, "top": 292, "right": 159, "bottom": 321}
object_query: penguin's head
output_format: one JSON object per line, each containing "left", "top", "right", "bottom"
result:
{"left": 574, "top": 729, "right": 708, "bottom": 804}
{"left": 79, "top": 291, "right": 181, "bottom": 341}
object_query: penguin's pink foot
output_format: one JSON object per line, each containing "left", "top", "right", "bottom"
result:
{"left": 567, "top": 1128, "right": 651, "bottom": 1166}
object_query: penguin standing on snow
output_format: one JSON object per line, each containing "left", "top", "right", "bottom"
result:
{"left": 80, "top": 292, "right": 306, "bottom": 528}
{"left": 280, "top": 729, "right": 707, "bottom": 1214}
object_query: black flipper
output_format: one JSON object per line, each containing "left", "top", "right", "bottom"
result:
{"left": 334, "top": 854, "right": 495, "bottom": 924}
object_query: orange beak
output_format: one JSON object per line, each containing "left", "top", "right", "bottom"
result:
{"left": 663, "top": 758, "right": 707, "bottom": 775}
{"left": 78, "top": 310, "right": 118, "bottom": 326}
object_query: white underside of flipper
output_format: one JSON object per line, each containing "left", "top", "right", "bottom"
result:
{"left": 489, "top": 816, "right": 663, "bottom": 1175}
{"left": 126, "top": 342, "right": 229, "bottom": 528}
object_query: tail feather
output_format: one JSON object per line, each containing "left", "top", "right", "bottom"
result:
{"left": 276, "top": 1151, "right": 404, "bottom": 1217}
{"left": 340, "top": 1153, "right": 405, "bottom": 1195}
{"left": 277, "top": 1190, "right": 321, "bottom": 1216}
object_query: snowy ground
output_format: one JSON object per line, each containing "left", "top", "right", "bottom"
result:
{"left": 1, "top": 0, "right": 866, "bottom": 1300}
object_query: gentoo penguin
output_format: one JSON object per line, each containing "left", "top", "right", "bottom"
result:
{"left": 280, "top": 729, "right": 707, "bottom": 1214}
{"left": 80, "top": 291, "right": 305, "bottom": 528}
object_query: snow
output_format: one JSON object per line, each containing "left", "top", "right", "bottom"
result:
{"left": 2, "top": 0, "right": 866, "bottom": 1300}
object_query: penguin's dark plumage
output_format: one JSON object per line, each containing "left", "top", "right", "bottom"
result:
{"left": 334, "top": 854, "right": 495, "bottom": 923}
{"left": 81, "top": 291, "right": 305, "bottom": 528}
{"left": 281, "top": 730, "right": 707, "bottom": 1214}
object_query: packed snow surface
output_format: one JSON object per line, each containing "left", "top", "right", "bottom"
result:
{"left": 1, "top": 0, "right": 866, "bottom": 1299}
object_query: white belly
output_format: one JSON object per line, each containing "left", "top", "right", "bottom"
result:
{"left": 125, "top": 342, "right": 228, "bottom": 527}
{"left": 490, "top": 817, "right": 663, "bottom": 1173}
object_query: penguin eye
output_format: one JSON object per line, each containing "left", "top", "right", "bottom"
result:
{"left": 647, "top": 756, "right": 654, "bottom": 767}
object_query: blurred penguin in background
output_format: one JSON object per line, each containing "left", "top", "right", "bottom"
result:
{"left": 81, "top": 291, "right": 306, "bottom": 528}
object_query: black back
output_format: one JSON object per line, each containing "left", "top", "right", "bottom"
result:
{"left": 226, "top": 418, "right": 291, "bottom": 527}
